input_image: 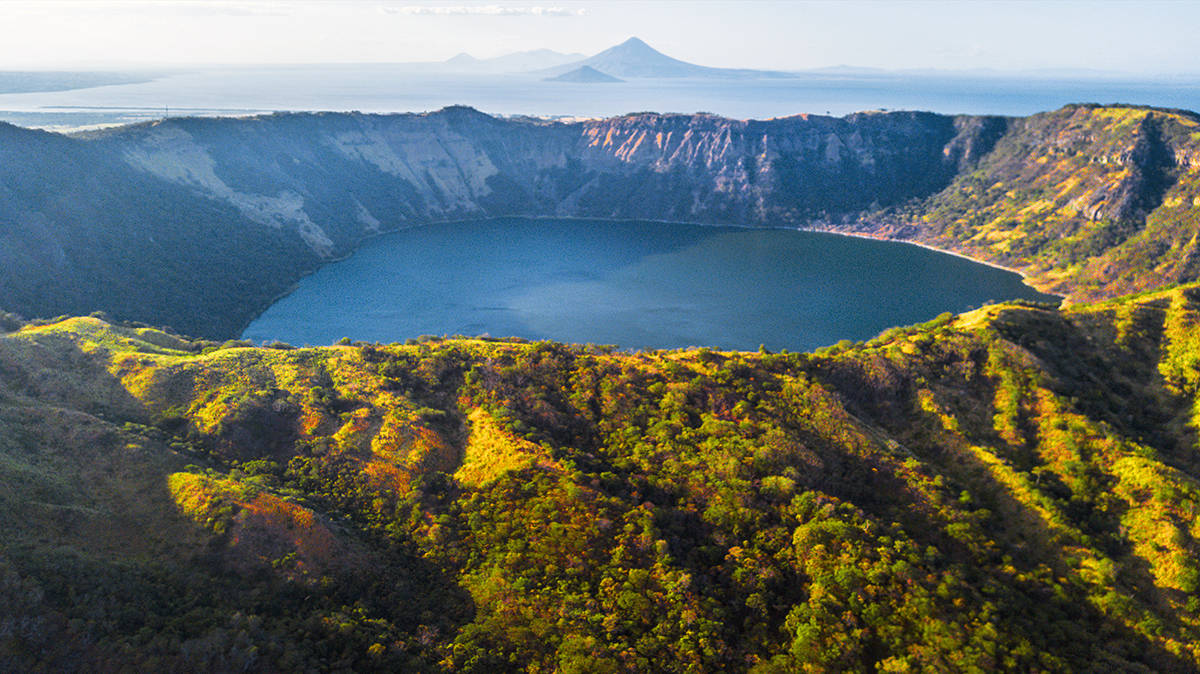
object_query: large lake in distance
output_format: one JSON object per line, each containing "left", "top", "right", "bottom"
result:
{"left": 242, "top": 218, "right": 1059, "bottom": 351}
{"left": 4, "top": 68, "right": 1200, "bottom": 129}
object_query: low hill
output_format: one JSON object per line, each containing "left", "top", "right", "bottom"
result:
{"left": 443, "top": 48, "right": 585, "bottom": 73}
{"left": 3, "top": 283, "right": 1200, "bottom": 669}
{"left": 544, "top": 65, "right": 624, "bottom": 83}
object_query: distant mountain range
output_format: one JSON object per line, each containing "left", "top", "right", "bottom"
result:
{"left": 441, "top": 48, "right": 585, "bottom": 73}
{"left": 445, "top": 37, "right": 786, "bottom": 79}
{"left": 434, "top": 37, "right": 1174, "bottom": 81}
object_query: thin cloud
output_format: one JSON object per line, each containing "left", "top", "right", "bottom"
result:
{"left": 383, "top": 5, "right": 585, "bottom": 17}
{"left": 0, "top": 1, "right": 294, "bottom": 17}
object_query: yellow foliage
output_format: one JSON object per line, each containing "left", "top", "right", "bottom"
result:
{"left": 369, "top": 408, "right": 413, "bottom": 461}
{"left": 402, "top": 424, "right": 458, "bottom": 475}
{"left": 455, "top": 408, "right": 559, "bottom": 488}
{"left": 167, "top": 472, "right": 250, "bottom": 527}
{"left": 334, "top": 407, "right": 376, "bottom": 451}
{"left": 167, "top": 471, "right": 350, "bottom": 580}
{"left": 1111, "top": 457, "right": 1200, "bottom": 593}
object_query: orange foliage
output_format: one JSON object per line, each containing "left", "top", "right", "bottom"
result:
{"left": 404, "top": 425, "right": 457, "bottom": 474}
{"left": 234, "top": 492, "right": 340, "bottom": 575}
{"left": 362, "top": 461, "right": 411, "bottom": 492}
{"left": 299, "top": 409, "right": 327, "bottom": 436}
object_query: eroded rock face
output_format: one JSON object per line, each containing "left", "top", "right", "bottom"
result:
{"left": 122, "top": 125, "right": 335, "bottom": 255}
{"left": 566, "top": 110, "right": 988, "bottom": 223}
{"left": 100, "top": 107, "right": 983, "bottom": 262}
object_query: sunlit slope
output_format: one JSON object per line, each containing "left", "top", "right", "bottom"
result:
{"left": 878, "top": 104, "right": 1200, "bottom": 302}
{"left": 4, "top": 288, "right": 1200, "bottom": 670}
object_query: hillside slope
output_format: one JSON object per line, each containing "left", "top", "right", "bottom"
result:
{"left": 4, "top": 286, "right": 1200, "bottom": 670}
{"left": 0, "top": 121, "right": 316, "bottom": 337}
{"left": 853, "top": 104, "right": 1200, "bottom": 302}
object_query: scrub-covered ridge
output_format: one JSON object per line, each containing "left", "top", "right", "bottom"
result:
{"left": 4, "top": 283, "right": 1200, "bottom": 670}
{"left": 857, "top": 104, "right": 1200, "bottom": 303}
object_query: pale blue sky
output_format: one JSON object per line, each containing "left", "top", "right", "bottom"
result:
{"left": 1, "top": 0, "right": 1197, "bottom": 75}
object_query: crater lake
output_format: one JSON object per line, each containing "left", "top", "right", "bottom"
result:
{"left": 241, "top": 218, "right": 1059, "bottom": 351}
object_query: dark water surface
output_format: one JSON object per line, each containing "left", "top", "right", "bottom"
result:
{"left": 242, "top": 218, "right": 1058, "bottom": 351}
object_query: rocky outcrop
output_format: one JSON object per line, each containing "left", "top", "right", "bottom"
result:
{"left": 90, "top": 107, "right": 984, "bottom": 259}
{"left": 566, "top": 111, "right": 981, "bottom": 223}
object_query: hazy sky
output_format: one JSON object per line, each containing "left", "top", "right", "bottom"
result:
{"left": 2, "top": 0, "right": 1198, "bottom": 75}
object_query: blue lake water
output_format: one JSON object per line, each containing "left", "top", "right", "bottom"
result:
{"left": 241, "top": 218, "right": 1058, "bottom": 351}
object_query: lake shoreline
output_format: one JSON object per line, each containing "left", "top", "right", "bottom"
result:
{"left": 241, "top": 216, "right": 1060, "bottom": 349}
{"left": 796, "top": 225, "right": 1066, "bottom": 300}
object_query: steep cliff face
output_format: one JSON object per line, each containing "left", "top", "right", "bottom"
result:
{"left": 91, "top": 107, "right": 980, "bottom": 264}
{"left": 564, "top": 110, "right": 988, "bottom": 224}
{"left": 4, "top": 104, "right": 1200, "bottom": 337}
{"left": 99, "top": 107, "right": 579, "bottom": 258}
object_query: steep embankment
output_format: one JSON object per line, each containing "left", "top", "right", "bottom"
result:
{"left": 94, "top": 106, "right": 980, "bottom": 244}
{"left": 567, "top": 109, "right": 988, "bottom": 222}
{"left": 0, "top": 121, "right": 316, "bottom": 338}
{"left": 3, "top": 287, "right": 1200, "bottom": 670}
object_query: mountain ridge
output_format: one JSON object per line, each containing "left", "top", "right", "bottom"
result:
{"left": 4, "top": 103, "right": 1200, "bottom": 338}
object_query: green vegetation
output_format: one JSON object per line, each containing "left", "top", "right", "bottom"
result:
{"left": 9, "top": 101, "right": 1200, "bottom": 671}
{"left": 4, "top": 286, "right": 1200, "bottom": 670}
{"left": 873, "top": 104, "right": 1200, "bottom": 304}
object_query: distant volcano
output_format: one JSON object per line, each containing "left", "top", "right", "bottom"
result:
{"left": 541, "top": 37, "right": 782, "bottom": 78}
{"left": 544, "top": 65, "right": 623, "bottom": 83}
